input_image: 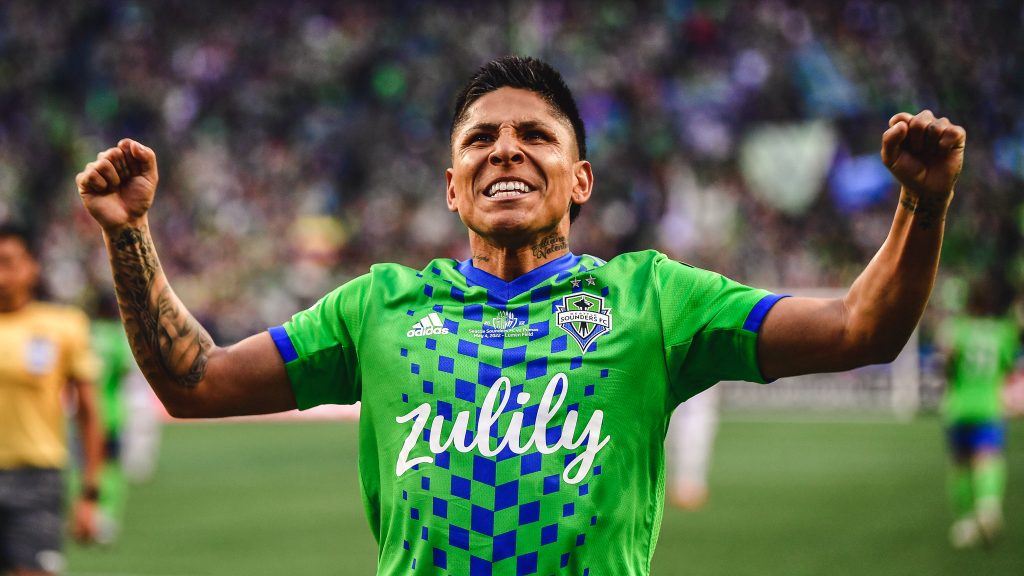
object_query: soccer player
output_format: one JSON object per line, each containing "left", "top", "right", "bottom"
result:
{"left": 75, "top": 56, "right": 964, "bottom": 574}
{"left": 0, "top": 224, "right": 103, "bottom": 575}
{"left": 938, "top": 281, "right": 1019, "bottom": 548}
{"left": 88, "top": 292, "right": 156, "bottom": 544}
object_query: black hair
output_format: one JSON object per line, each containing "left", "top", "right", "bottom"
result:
{"left": 0, "top": 222, "right": 37, "bottom": 258}
{"left": 451, "top": 56, "right": 588, "bottom": 223}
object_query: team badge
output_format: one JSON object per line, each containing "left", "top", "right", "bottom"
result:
{"left": 25, "top": 336, "right": 56, "bottom": 375}
{"left": 556, "top": 293, "right": 612, "bottom": 353}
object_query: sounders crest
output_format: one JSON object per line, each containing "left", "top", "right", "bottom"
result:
{"left": 555, "top": 293, "right": 612, "bottom": 354}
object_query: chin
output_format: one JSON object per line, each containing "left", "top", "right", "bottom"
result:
{"left": 467, "top": 206, "right": 562, "bottom": 243}
{"left": 476, "top": 215, "right": 537, "bottom": 244}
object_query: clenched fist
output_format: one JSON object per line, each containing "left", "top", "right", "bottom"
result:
{"left": 881, "top": 110, "right": 966, "bottom": 203}
{"left": 76, "top": 139, "right": 158, "bottom": 231}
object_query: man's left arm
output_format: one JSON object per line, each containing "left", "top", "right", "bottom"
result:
{"left": 759, "top": 110, "right": 966, "bottom": 380}
{"left": 70, "top": 375, "right": 104, "bottom": 543}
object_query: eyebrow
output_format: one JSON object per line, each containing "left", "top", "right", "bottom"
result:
{"left": 461, "top": 120, "right": 556, "bottom": 135}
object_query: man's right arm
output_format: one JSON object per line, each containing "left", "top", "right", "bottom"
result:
{"left": 77, "top": 139, "right": 297, "bottom": 418}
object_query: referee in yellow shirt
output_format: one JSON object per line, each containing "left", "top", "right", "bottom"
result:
{"left": 0, "top": 224, "right": 103, "bottom": 575}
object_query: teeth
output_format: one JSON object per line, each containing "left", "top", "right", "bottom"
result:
{"left": 488, "top": 180, "right": 532, "bottom": 196}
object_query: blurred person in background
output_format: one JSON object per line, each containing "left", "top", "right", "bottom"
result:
{"left": 665, "top": 386, "right": 720, "bottom": 510}
{"left": 0, "top": 224, "right": 102, "bottom": 576}
{"left": 75, "top": 56, "right": 963, "bottom": 574}
{"left": 84, "top": 291, "right": 154, "bottom": 545}
{"left": 938, "top": 278, "right": 1020, "bottom": 548}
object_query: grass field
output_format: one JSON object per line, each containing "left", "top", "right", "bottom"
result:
{"left": 67, "top": 416, "right": 1023, "bottom": 576}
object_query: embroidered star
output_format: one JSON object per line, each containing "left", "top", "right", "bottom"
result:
{"left": 570, "top": 278, "right": 582, "bottom": 288}
{"left": 586, "top": 276, "right": 597, "bottom": 286}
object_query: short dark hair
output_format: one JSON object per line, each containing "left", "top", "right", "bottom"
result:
{"left": 451, "top": 56, "right": 587, "bottom": 223}
{"left": 0, "top": 222, "right": 36, "bottom": 258}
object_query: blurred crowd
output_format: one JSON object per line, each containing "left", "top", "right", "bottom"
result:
{"left": 1, "top": 0, "right": 1021, "bottom": 342}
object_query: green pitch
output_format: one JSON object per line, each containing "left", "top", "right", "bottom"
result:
{"left": 67, "top": 416, "right": 1023, "bottom": 576}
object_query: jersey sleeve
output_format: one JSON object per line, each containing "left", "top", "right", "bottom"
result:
{"left": 270, "top": 273, "right": 373, "bottom": 409}
{"left": 655, "top": 254, "right": 785, "bottom": 402}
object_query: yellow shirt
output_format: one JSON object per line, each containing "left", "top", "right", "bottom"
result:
{"left": 0, "top": 302, "right": 98, "bottom": 469}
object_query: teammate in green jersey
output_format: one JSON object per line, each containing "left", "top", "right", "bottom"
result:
{"left": 76, "top": 56, "right": 965, "bottom": 574}
{"left": 88, "top": 292, "right": 161, "bottom": 544}
{"left": 938, "top": 281, "right": 1019, "bottom": 548}
{"left": 90, "top": 312, "right": 131, "bottom": 545}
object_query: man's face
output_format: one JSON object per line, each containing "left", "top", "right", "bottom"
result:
{"left": 447, "top": 88, "right": 592, "bottom": 246}
{"left": 0, "top": 237, "right": 37, "bottom": 310}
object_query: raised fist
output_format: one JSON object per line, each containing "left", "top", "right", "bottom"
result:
{"left": 76, "top": 139, "right": 158, "bottom": 231}
{"left": 881, "top": 110, "right": 966, "bottom": 202}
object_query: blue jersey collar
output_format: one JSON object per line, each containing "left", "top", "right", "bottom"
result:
{"left": 456, "top": 252, "right": 580, "bottom": 301}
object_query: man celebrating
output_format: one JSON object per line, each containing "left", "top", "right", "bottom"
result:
{"left": 76, "top": 56, "right": 964, "bottom": 575}
{"left": 0, "top": 225, "right": 103, "bottom": 576}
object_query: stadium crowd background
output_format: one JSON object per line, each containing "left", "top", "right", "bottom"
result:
{"left": 1, "top": 0, "right": 1022, "bottom": 344}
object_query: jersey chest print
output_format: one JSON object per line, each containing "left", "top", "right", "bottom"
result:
{"left": 389, "top": 256, "right": 616, "bottom": 572}
{"left": 277, "top": 250, "right": 775, "bottom": 574}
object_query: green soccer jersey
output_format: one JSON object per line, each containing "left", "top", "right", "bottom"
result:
{"left": 271, "top": 250, "right": 782, "bottom": 575}
{"left": 940, "top": 315, "right": 1020, "bottom": 424}
{"left": 92, "top": 318, "right": 135, "bottom": 434}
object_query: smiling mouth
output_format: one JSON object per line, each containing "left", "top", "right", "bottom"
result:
{"left": 484, "top": 179, "right": 536, "bottom": 198}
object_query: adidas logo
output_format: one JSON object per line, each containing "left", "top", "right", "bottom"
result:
{"left": 406, "top": 312, "right": 450, "bottom": 337}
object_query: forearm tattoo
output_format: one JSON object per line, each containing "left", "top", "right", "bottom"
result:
{"left": 531, "top": 233, "right": 568, "bottom": 259}
{"left": 899, "top": 196, "right": 946, "bottom": 230}
{"left": 111, "top": 226, "right": 212, "bottom": 388}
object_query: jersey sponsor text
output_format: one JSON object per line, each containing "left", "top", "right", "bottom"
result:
{"left": 395, "top": 372, "right": 610, "bottom": 484}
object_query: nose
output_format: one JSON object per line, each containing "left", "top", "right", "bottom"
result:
{"left": 488, "top": 130, "right": 524, "bottom": 166}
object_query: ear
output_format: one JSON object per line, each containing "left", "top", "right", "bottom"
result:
{"left": 571, "top": 160, "right": 593, "bottom": 205}
{"left": 446, "top": 168, "right": 458, "bottom": 213}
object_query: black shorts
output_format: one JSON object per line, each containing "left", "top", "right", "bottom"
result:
{"left": 0, "top": 468, "right": 65, "bottom": 574}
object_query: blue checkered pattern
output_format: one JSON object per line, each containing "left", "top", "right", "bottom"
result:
{"left": 395, "top": 259, "right": 609, "bottom": 573}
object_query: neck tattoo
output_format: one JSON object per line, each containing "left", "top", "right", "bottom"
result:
{"left": 531, "top": 233, "right": 567, "bottom": 259}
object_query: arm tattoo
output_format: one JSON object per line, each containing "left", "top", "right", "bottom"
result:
{"left": 899, "top": 196, "right": 946, "bottom": 230}
{"left": 531, "top": 233, "right": 568, "bottom": 259}
{"left": 110, "top": 226, "right": 212, "bottom": 388}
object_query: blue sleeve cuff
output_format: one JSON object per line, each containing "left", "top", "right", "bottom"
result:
{"left": 743, "top": 294, "right": 789, "bottom": 334}
{"left": 269, "top": 325, "right": 298, "bottom": 363}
